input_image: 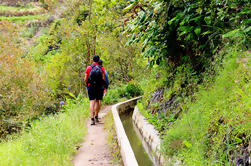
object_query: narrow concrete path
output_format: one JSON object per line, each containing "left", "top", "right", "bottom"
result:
{"left": 73, "top": 105, "right": 113, "bottom": 166}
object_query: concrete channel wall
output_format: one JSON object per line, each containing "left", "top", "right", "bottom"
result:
{"left": 112, "top": 97, "right": 141, "bottom": 166}
{"left": 132, "top": 107, "right": 164, "bottom": 166}
{"left": 112, "top": 97, "right": 180, "bottom": 166}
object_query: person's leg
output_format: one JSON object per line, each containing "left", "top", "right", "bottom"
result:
{"left": 90, "top": 100, "right": 95, "bottom": 118}
{"left": 88, "top": 86, "right": 95, "bottom": 125}
{"left": 95, "top": 87, "right": 104, "bottom": 121}
{"left": 97, "top": 100, "right": 101, "bottom": 115}
{"left": 94, "top": 100, "right": 100, "bottom": 122}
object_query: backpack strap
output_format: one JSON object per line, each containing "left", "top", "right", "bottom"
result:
{"left": 87, "top": 65, "right": 93, "bottom": 84}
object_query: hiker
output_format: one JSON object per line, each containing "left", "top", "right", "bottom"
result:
{"left": 97, "top": 59, "right": 109, "bottom": 114}
{"left": 98, "top": 59, "right": 109, "bottom": 92}
{"left": 85, "top": 55, "right": 106, "bottom": 125}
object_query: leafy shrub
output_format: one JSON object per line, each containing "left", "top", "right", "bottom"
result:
{"left": 119, "top": 83, "right": 143, "bottom": 98}
{"left": 102, "top": 88, "right": 120, "bottom": 105}
{"left": 28, "top": 16, "right": 88, "bottom": 98}
{"left": 0, "top": 21, "right": 53, "bottom": 139}
{"left": 103, "top": 83, "right": 143, "bottom": 104}
{"left": 126, "top": 0, "right": 250, "bottom": 66}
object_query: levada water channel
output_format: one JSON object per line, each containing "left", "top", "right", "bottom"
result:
{"left": 120, "top": 108, "right": 154, "bottom": 166}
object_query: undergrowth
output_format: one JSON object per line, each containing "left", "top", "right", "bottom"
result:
{"left": 160, "top": 48, "right": 250, "bottom": 165}
{"left": 137, "top": 44, "right": 250, "bottom": 165}
{"left": 103, "top": 83, "right": 143, "bottom": 105}
{"left": 0, "top": 97, "right": 89, "bottom": 166}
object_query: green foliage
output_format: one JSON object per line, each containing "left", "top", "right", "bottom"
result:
{"left": 22, "top": 23, "right": 39, "bottom": 38}
{"left": 125, "top": 0, "right": 250, "bottom": 65}
{"left": 119, "top": 83, "right": 143, "bottom": 98}
{"left": 29, "top": 16, "right": 88, "bottom": 97}
{"left": 0, "top": 3, "right": 46, "bottom": 17}
{"left": 98, "top": 34, "right": 144, "bottom": 83}
{"left": 0, "top": 97, "right": 89, "bottom": 166}
{"left": 103, "top": 87, "right": 121, "bottom": 105}
{"left": 39, "top": 0, "right": 59, "bottom": 10}
{"left": 0, "top": 22, "right": 53, "bottom": 139}
{"left": 0, "top": 14, "right": 48, "bottom": 21}
{"left": 127, "top": 1, "right": 250, "bottom": 163}
{"left": 0, "top": 5, "right": 21, "bottom": 12}
{"left": 103, "top": 83, "right": 143, "bottom": 104}
{"left": 138, "top": 102, "right": 175, "bottom": 136}
{"left": 28, "top": 0, "right": 145, "bottom": 99}
{"left": 0, "top": 3, "right": 39, "bottom": 13}
{"left": 160, "top": 49, "right": 250, "bottom": 165}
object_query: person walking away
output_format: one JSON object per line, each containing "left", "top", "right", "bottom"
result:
{"left": 85, "top": 56, "right": 106, "bottom": 125}
{"left": 98, "top": 59, "right": 109, "bottom": 94}
{"left": 96, "top": 59, "right": 109, "bottom": 117}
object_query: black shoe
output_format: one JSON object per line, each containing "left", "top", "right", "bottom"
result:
{"left": 95, "top": 116, "right": 100, "bottom": 123}
{"left": 91, "top": 118, "right": 95, "bottom": 125}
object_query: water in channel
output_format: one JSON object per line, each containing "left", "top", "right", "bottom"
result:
{"left": 120, "top": 110, "right": 154, "bottom": 166}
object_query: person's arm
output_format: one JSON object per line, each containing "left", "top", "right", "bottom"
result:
{"left": 105, "top": 71, "right": 109, "bottom": 89}
{"left": 102, "top": 72, "right": 105, "bottom": 81}
{"left": 101, "top": 67, "right": 106, "bottom": 84}
{"left": 102, "top": 72, "right": 107, "bottom": 93}
{"left": 85, "top": 73, "right": 88, "bottom": 84}
{"left": 84, "top": 69, "right": 89, "bottom": 95}
{"left": 101, "top": 67, "right": 107, "bottom": 94}
{"left": 85, "top": 66, "right": 90, "bottom": 87}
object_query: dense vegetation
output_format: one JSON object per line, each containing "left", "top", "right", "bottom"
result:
{"left": 0, "top": 0, "right": 250, "bottom": 165}
{"left": 125, "top": 0, "right": 250, "bottom": 165}
{"left": 0, "top": 0, "right": 144, "bottom": 139}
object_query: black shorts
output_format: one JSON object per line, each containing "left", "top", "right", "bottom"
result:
{"left": 87, "top": 86, "right": 104, "bottom": 100}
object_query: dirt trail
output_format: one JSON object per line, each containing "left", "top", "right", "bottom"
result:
{"left": 73, "top": 105, "right": 113, "bottom": 166}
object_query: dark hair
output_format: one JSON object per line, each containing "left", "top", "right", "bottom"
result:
{"left": 98, "top": 59, "right": 103, "bottom": 66}
{"left": 93, "top": 55, "right": 100, "bottom": 62}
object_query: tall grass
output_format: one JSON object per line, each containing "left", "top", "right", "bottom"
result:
{"left": 161, "top": 49, "right": 251, "bottom": 165}
{"left": 0, "top": 97, "right": 89, "bottom": 166}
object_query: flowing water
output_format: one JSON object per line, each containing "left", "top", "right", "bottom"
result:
{"left": 120, "top": 110, "right": 154, "bottom": 166}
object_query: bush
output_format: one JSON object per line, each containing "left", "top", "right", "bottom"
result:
{"left": 103, "top": 83, "right": 143, "bottom": 105}
{"left": 119, "top": 83, "right": 143, "bottom": 98}
{"left": 126, "top": 0, "right": 250, "bottom": 66}
{"left": 0, "top": 22, "right": 53, "bottom": 139}
{"left": 102, "top": 88, "right": 120, "bottom": 105}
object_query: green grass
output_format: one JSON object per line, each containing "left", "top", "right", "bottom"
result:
{"left": 0, "top": 14, "right": 48, "bottom": 21}
{"left": 104, "top": 111, "right": 122, "bottom": 165}
{"left": 0, "top": 4, "right": 38, "bottom": 12}
{"left": 160, "top": 49, "right": 251, "bottom": 165}
{"left": 0, "top": 97, "right": 90, "bottom": 166}
{"left": 0, "top": 5, "right": 21, "bottom": 12}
